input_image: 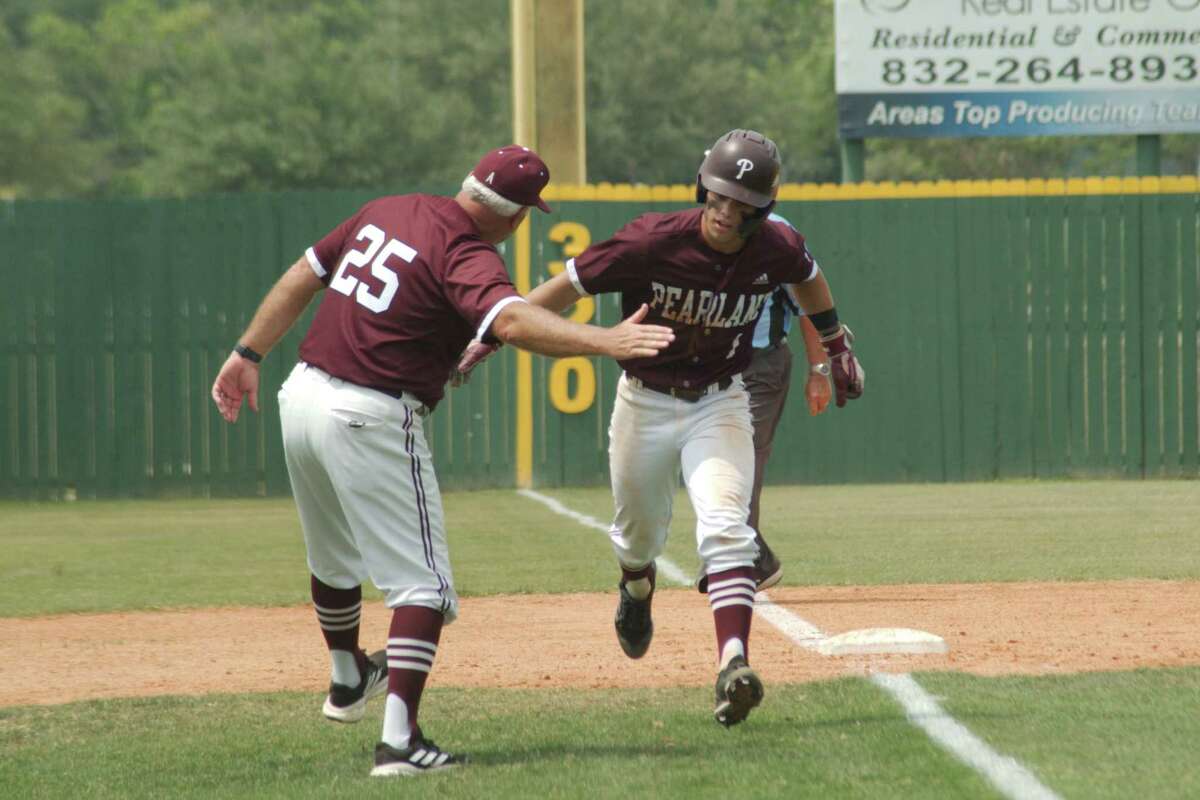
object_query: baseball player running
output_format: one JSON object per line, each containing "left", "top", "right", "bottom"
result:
{"left": 523, "top": 130, "right": 864, "bottom": 726}
{"left": 210, "top": 145, "right": 674, "bottom": 776}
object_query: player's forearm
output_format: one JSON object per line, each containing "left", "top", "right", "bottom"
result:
{"left": 789, "top": 276, "right": 834, "bottom": 317}
{"left": 491, "top": 302, "right": 611, "bottom": 357}
{"left": 797, "top": 316, "right": 826, "bottom": 365}
{"left": 237, "top": 257, "right": 324, "bottom": 356}
{"left": 525, "top": 272, "right": 584, "bottom": 313}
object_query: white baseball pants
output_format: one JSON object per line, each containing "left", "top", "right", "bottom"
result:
{"left": 278, "top": 362, "right": 458, "bottom": 623}
{"left": 606, "top": 373, "right": 759, "bottom": 575}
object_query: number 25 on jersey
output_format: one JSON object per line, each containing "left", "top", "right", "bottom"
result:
{"left": 329, "top": 223, "right": 417, "bottom": 313}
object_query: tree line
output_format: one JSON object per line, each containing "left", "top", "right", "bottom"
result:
{"left": 2, "top": 0, "right": 1196, "bottom": 199}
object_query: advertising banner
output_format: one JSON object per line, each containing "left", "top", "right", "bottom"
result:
{"left": 836, "top": 0, "right": 1200, "bottom": 138}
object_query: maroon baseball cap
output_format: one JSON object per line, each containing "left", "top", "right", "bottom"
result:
{"left": 471, "top": 145, "right": 552, "bottom": 213}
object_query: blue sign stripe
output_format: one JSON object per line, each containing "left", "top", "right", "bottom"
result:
{"left": 838, "top": 89, "right": 1200, "bottom": 138}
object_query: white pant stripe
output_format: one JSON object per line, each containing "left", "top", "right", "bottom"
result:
{"left": 710, "top": 597, "right": 756, "bottom": 611}
{"left": 387, "top": 659, "right": 432, "bottom": 672}
{"left": 387, "top": 647, "right": 434, "bottom": 662}
{"left": 403, "top": 406, "right": 450, "bottom": 610}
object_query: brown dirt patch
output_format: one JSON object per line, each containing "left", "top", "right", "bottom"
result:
{"left": 2, "top": 580, "right": 1197, "bottom": 708}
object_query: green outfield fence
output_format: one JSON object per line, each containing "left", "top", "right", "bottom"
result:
{"left": 1, "top": 179, "right": 1197, "bottom": 499}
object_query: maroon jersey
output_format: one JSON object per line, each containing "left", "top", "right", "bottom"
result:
{"left": 298, "top": 195, "right": 522, "bottom": 409}
{"left": 567, "top": 209, "right": 817, "bottom": 388}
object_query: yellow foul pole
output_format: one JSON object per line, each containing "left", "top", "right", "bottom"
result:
{"left": 511, "top": 0, "right": 536, "bottom": 488}
{"left": 511, "top": 0, "right": 587, "bottom": 488}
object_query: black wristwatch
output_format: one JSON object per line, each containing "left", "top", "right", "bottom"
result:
{"left": 235, "top": 344, "right": 263, "bottom": 363}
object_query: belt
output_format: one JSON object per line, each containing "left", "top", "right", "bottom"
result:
{"left": 380, "top": 389, "right": 430, "bottom": 418}
{"left": 626, "top": 374, "right": 735, "bottom": 403}
{"left": 301, "top": 362, "right": 430, "bottom": 417}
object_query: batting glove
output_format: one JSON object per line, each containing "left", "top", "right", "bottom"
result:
{"left": 819, "top": 324, "right": 864, "bottom": 408}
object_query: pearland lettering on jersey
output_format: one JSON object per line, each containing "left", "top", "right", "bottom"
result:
{"left": 650, "top": 282, "right": 771, "bottom": 328}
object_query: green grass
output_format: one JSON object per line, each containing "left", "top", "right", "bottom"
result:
{"left": 0, "top": 499, "right": 313, "bottom": 615}
{"left": 3, "top": 671, "right": 1198, "bottom": 799}
{"left": 0, "top": 682, "right": 996, "bottom": 800}
{"left": 552, "top": 480, "right": 1200, "bottom": 584}
{"left": 2, "top": 480, "right": 1198, "bottom": 798}
{"left": 918, "top": 667, "right": 1200, "bottom": 799}
{"left": 1, "top": 480, "right": 1197, "bottom": 616}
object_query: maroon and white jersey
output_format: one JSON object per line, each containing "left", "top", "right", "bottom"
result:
{"left": 298, "top": 194, "right": 522, "bottom": 409}
{"left": 565, "top": 208, "right": 818, "bottom": 388}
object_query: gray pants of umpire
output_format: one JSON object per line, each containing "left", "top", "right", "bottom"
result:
{"left": 743, "top": 341, "right": 793, "bottom": 533}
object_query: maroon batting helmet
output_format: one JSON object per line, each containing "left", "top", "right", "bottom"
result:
{"left": 695, "top": 129, "right": 780, "bottom": 209}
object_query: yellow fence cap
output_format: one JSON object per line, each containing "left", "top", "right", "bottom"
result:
{"left": 869, "top": 181, "right": 899, "bottom": 198}
{"left": 544, "top": 183, "right": 598, "bottom": 201}
{"left": 932, "top": 179, "right": 957, "bottom": 197}
{"left": 566, "top": 175, "right": 1194, "bottom": 201}
{"left": 778, "top": 183, "right": 817, "bottom": 200}
{"left": 1160, "top": 175, "right": 1199, "bottom": 194}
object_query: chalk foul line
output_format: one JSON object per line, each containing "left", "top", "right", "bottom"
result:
{"left": 516, "top": 488, "right": 693, "bottom": 585}
{"left": 870, "top": 674, "right": 1062, "bottom": 800}
{"left": 518, "top": 488, "right": 1062, "bottom": 800}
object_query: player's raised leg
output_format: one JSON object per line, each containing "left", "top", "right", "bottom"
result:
{"left": 279, "top": 365, "right": 388, "bottom": 723}
{"left": 607, "top": 377, "right": 681, "bottom": 658}
{"left": 312, "top": 577, "right": 388, "bottom": 723}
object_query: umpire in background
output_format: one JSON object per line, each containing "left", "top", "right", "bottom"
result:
{"left": 738, "top": 254, "right": 832, "bottom": 589}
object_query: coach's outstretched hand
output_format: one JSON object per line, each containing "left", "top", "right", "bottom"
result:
{"left": 602, "top": 303, "right": 676, "bottom": 360}
{"left": 451, "top": 339, "right": 501, "bottom": 387}
{"left": 820, "top": 324, "right": 865, "bottom": 408}
{"left": 211, "top": 350, "right": 260, "bottom": 423}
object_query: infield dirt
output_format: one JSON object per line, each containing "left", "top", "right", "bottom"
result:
{"left": 2, "top": 580, "right": 1197, "bottom": 708}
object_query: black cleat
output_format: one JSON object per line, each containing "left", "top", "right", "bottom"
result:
{"left": 614, "top": 563, "right": 655, "bottom": 659}
{"left": 322, "top": 649, "right": 388, "bottom": 723}
{"left": 371, "top": 729, "right": 466, "bottom": 776}
{"left": 751, "top": 538, "right": 783, "bottom": 590}
{"left": 713, "top": 655, "right": 764, "bottom": 727}
{"left": 697, "top": 535, "right": 783, "bottom": 593}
